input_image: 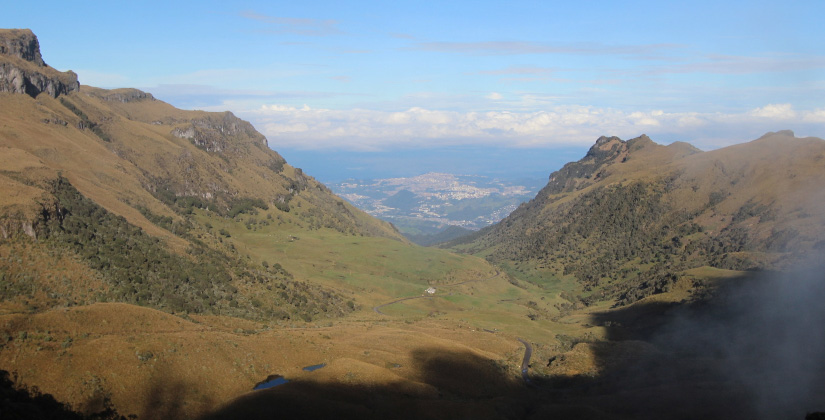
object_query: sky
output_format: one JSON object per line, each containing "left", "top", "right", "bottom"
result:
{"left": 5, "top": 1, "right": 825, "bottom": 181}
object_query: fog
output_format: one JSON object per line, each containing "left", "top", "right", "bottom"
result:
{"left": 653, "top": 259, "right": 825, "bottom": 419}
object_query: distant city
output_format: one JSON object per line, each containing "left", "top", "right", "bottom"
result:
{"left": 328, "top": 172, "right": 545, "bottom": 236}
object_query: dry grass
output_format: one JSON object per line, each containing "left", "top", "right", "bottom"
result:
{"left": 0, "top": 302, "right": 530, "bottom": 418}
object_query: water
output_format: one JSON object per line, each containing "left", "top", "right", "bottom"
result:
{"left": 302, "top": 363, "right": 326, "bottom": 372}
{"left": 253, "top": 375, "right": 288, "bottom": 390}
{"left": 252, "top": 364, "right": 326, "bottom": 390}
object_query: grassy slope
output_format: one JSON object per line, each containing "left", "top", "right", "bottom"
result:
{"left": 1, "top": 262, "right": 763, "bottom": 419}
{"left": 0, "top": 87, "right": 563, "bottom": 417}
{"left": 2, "top": 54, "right": 823, "bottom": 418}
{"left": 449, "top": 132, "right": 825, "bottom": 306}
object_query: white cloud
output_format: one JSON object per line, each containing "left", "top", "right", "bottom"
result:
{"left": 240, "top": 11, "right": 344, "bottom": 37}
{"left": 237, "top": 103, "right": 825, "bottom": 151}
{"left": 405, "top": 41, "right": 681, "bottom": 58}
{"left": 486, "top": 92, "right": 503, "bottom": 100}
{"left": 748, "top": 103, "right": 797, "bottom": 119}
{"left": 647, "top": 54, "right": 825, "bottom": 75}
{"left": 628, "top": 111, "right": 662, "bottom": 126}
{"left": 477, "top": 66, "right": 558, "bottom": 75}
{"left": 803, "top": 109, "right": 825, "bottom": 123}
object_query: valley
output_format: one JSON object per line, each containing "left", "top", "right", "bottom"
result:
{"left": 0, "top": 28, "right": 823, "bottom": 419}
{"left": 328, "top": 173, "right": 544, "bottom": 242}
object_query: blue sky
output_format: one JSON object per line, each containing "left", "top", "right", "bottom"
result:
{"left": 5, "top": 1, "right": 825, "bottom": 181}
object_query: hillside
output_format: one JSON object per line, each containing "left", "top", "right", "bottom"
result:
{"left": 0, "top": 28, "right": 423, "bottom": 319}
{"left": 448, "top": 131, "right": 825, "bottom": 305}
{"left": 4, "top": 29, "right": 580, "bottom": 419}
{"left": 2, "top": 29, "right": 823, "bottom": 420}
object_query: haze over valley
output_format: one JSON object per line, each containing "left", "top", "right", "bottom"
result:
{"left": 328, "top": 173, "right": 545, "bottom": 241}
{"left": 1, "top": 1, "right": 824, "bottom": 419}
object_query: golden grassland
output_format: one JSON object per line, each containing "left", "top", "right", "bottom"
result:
{"left": 2, "top": 71, "right": 824, "bottom": 417}
{"left": 0, "top": 234, "right": 747, "bottom": 419}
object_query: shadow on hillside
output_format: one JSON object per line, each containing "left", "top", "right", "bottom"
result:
{"left": 195, "top": 265, "right": 825, "bottom": 420}
{"left": 7, "top": 272, "right": 822, "bottom": 419}
{"left": 0, "top": 365, "right": 209, "bottom": 420}
{"left": 199, "top": 348, "right": 536, "bottom": 420}
{"left": 198, "top": 346, "right": 630, "bottom": 420}
{"left": 138, "top": 372, "right": 208, "bottom": 420}
{"left": 0, "top": 369, "right": 86, "bottom": 420}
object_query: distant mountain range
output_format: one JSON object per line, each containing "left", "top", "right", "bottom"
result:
{"left": 328, "top": 173, "right": 545, "bottom": 241}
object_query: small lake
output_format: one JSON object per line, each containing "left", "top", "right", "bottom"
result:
{"left": 253, "top": 363, "right": 326, "bottom": 390}
{"left": 253, "top": 375, "right": 288, "bottom": 390}
{"left": 303, "top": 363, "right": 326, "bottom": 372}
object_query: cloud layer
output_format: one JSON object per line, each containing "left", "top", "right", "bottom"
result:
{"left": 240, "top": 11, "right": 344, "bottom": 36}
{"left": 243, "top": 103, "right": 825, "bottom": 151}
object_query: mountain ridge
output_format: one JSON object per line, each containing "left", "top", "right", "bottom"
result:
{"left": 448, "top": 130, "right": 825, "bottom": 305}
{"left": 1, "top": 30, "right": 414, "bottom": 324}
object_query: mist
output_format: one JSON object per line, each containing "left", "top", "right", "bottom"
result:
{"left": 651, "top": 259, "right": 825, "bottom": 419}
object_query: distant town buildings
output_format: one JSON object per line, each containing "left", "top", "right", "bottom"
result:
{"left": 330, "top": 172, "right": 540, "bottom": 231}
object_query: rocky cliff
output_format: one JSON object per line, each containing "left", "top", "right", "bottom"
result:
{"left": 0, "top": 29, "right": 79, "bottom": 98}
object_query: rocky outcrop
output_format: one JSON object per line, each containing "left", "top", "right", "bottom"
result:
{"left": 0, "top": 29, "right": 79, "bottom": 98}
{"left": 95, "top": 88, "right": 156, "bottom": 103}
{"left": 0, "top": 28, "right": 46, "bottom": 66}
{"left": 171, "top": 111, "right": 268, "bottom": 152}
{"left": 541, "top": 135, "right": 630, "bottom": 195}
{"left": 0, "top": 214, "right": 37, "bottom": 239}
{"left": 0, "top": 62, "right": 79, "bottom": 98}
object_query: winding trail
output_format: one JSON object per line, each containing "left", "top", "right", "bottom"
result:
{"left": 517, "top": 338, "right": 533, "bottom": 385}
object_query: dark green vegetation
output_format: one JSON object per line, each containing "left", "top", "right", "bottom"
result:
{"left": 28, "top": 176, "right": 352, "bottom": 321}
{"left": 0, "top": 29, "right": 405, "bottom": 324}
{"left": 455, "top": 180, "right": 705, "bottom": 305}
{"left": 59, "top": 97, "right": 112, "bottom": 143}
{"left": 449, "top": 132, "right": 825, "bottom": 307}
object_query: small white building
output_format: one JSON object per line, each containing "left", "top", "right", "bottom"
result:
{"left": 425, "top": 287, "right": 437, "bottom": 295}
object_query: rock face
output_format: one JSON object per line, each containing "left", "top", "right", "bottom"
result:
{"left": 96, "top": 88, "right": 156, "bottom": 103}
{"left": 0, "top": 28, "right": 46, "bottom": 66}
{"left": 0, "top": 28, "right": 79, "bottom": 98}
{"left": 172, "top": 111, "right": 269, "bottom": 151}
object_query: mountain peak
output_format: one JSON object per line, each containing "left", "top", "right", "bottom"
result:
{"left": 0, "top": 28, "right": 79, "bottom": 98}
{"left": 0, "top": 28, "right": 45, "bottom": 66}
{"left": 593, "top": 135, "right": 623, "bottom": 148}
{"left": 754, "top": 129, "right": 796, "bottom": 142}
{"left": 585, "top": 135, "right": 627, "bottom": 162}
{"left": 770, "top": 129, "right": 795, "bottom": 137}
{"left": 627, "top": 133, "right": 652, "bottom": 145}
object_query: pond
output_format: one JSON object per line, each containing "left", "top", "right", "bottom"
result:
{"left": 253, "top": 375, "right": 289, "bottom": 390}
{"left": 253, "top": 363, "right": 326, "bottom": 390}
{"left": 302, "top": 363, "right": 326, "bottom": 372}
